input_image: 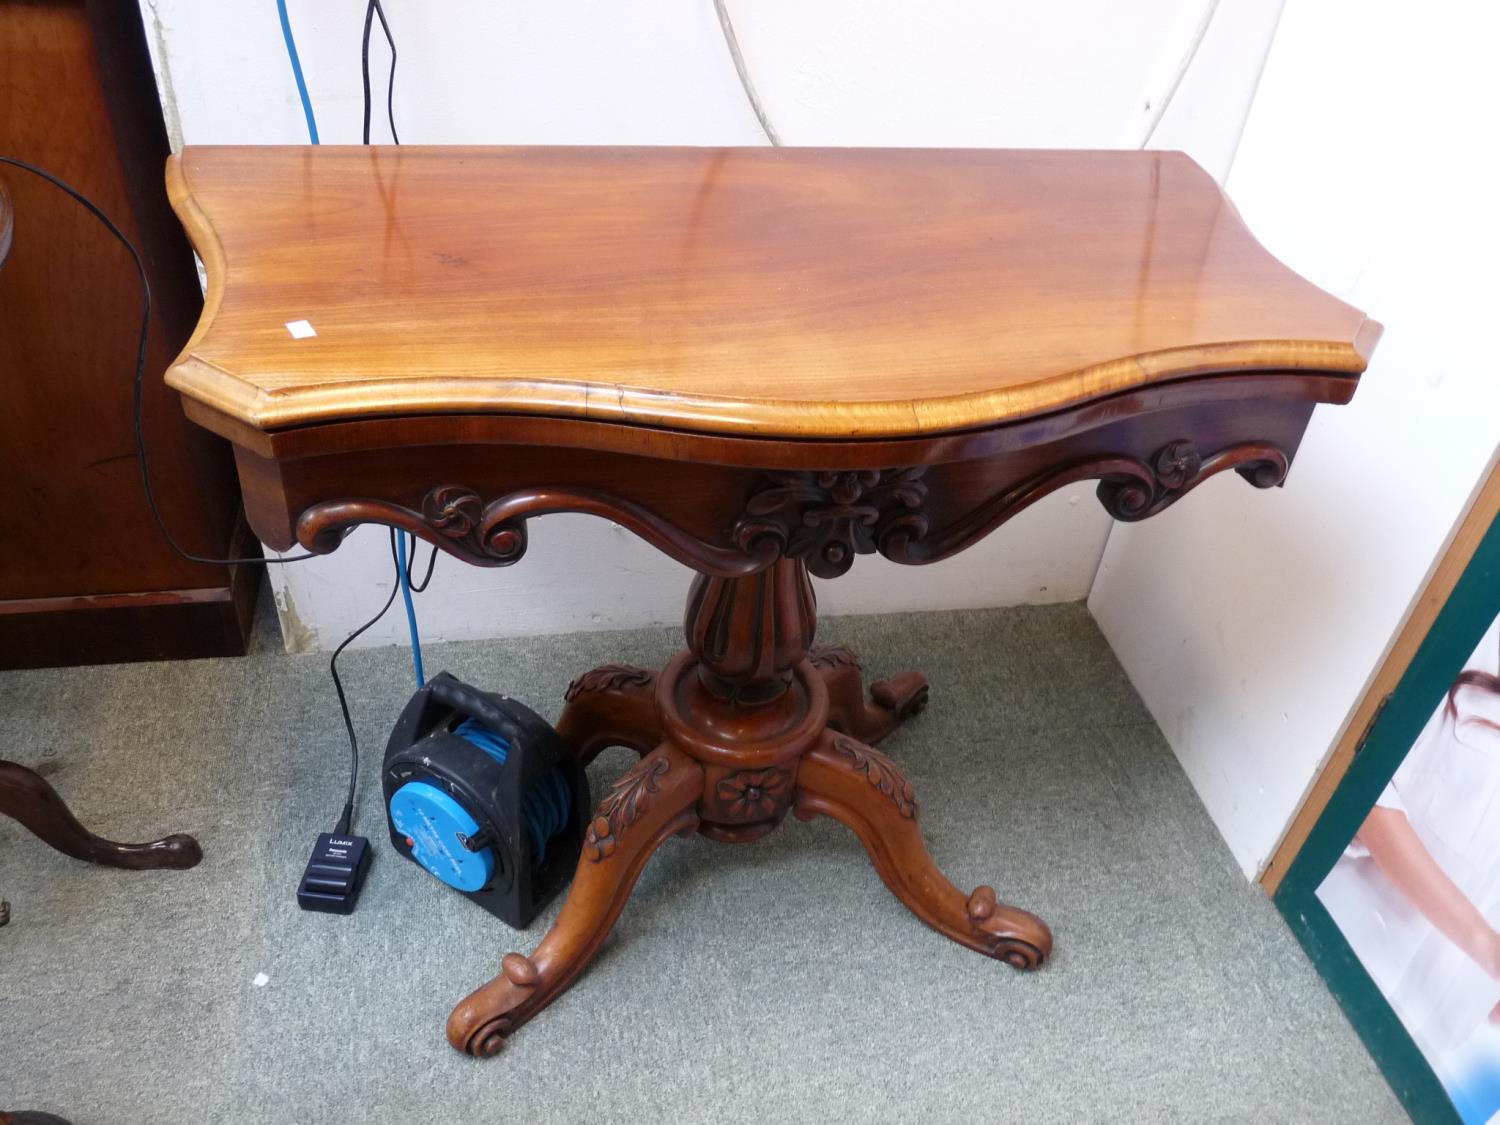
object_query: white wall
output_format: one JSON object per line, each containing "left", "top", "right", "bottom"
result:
{"left": 137, "top": 0, "right": 1284, "bottom": 650}
{"left": 1089, "top": 0, "right": 1500, "bottom": 878}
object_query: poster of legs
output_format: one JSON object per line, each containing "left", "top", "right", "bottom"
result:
{"left": 1319, "top": 615, "right": 1500, "bottom": 1124}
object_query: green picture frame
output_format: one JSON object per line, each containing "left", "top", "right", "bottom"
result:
{"left": 1275, "top": 502, "right": 1500, "bottom": 1124}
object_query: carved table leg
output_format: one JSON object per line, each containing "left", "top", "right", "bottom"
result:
{"left": 448, "top": 743, "right": 704, "bottom": 1056}
{"left": 810, "top": 644, "right": 930, "bottom": 745}
{"left": 0, "top": 760, "right": 202, "bottom": 871}
{"left": 555, "top": 664, "right": 662, "bottom": 766}
{"left": 450, "top": 558, "right": 1051, "bottom": 1057}
{"left": 794, "top": 731, "right": 1051, "bottom": 968}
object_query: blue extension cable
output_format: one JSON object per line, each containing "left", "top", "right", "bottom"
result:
{"left": 397, "top": 532, "right": 425, "bottom": 687}
{"left": 276, "top": 1, "right": 426, "bottom": 689}
{"left": 275, "top": 0, "right": 320, "bottom": 144}
{"left": 453, "top": 720, "right": 573, "bottom": 861}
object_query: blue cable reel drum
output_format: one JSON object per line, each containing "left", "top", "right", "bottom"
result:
{"left": 382, "top": 672, "right": 588, "bottom": 928}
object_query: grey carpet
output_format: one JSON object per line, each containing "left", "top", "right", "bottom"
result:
{"left": 0, "top": 599, "right": 1402, "bottom": 1124}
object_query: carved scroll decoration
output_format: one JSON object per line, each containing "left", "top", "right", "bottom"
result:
{"left": 297, "top": 485, "right": 782, "bottom": 576}
{"left": 295, "top": 440, "right": 1287, "bottom": 579}
{"left": 881, "top": 439, "right": 1290, "bottom": 567}
{"left": 731, "top": 469, "right": 930, "bottom": 579}
{"left": 585, "top": 755, "right": 671, "bottom": 862}
{"left": 1094, "top": 439, "right": 1288, "bottom": 521}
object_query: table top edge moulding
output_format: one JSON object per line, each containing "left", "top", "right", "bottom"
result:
{"left": 162, "top": 145, "right": 1380, "bottom": 443}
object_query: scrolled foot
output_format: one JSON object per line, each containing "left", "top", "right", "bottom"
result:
{"left": 555, "top": 665, "right": 663, "bottom": 766}
{"left": 447, "top": 744, "right": 704, "bottom": 1056}
{"left": 966, "top": 886, "right": 1047, "bottom": 969}
{"left": 451, "top": 954, "right": 541, "bottom": 1057}
{"left": 870, "top": 672, "right": 930, "bottom": 721}
{"left": 810, "top": 645, "right": 929, "bottom": 745}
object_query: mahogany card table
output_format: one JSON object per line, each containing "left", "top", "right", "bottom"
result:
{"left": 163, "top": 146, "right": 1379, "bottom": 1056}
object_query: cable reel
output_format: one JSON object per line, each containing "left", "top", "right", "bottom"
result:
{"left": 382, "top": 673, "right": 587, "bottom": 928}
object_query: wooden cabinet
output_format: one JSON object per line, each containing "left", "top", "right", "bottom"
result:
{"left": 0, "top": 0, "right": 257, "bottom": 668}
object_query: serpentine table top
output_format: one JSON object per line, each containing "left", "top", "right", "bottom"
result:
{"left": 163, "top": 146, "right": 1379, "bottom": 1057}
{"left": 166, "top": 145, "right": 1376, "bottom": 433}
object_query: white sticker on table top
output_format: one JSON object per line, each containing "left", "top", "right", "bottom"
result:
{"left": 285, "top": 319, "right": 317, "bottom": 339}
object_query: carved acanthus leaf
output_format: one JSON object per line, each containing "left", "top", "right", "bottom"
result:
{"left": 830, "top": 735, "right": 918, "bottom": 819}
{"left": 564, "top": 664, "right": 654, "bottom": 701}
{"left": 585, "top": 756, "right": 670, "bottom": 862}
{"left": 809, "top": 644, "right": 862, "bottom": 672}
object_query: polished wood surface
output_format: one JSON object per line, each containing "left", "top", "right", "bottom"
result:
{"left": 0, "top": 1, "right": 256, "bottom": 667}
{"left": 165, "top": 145, "right": 1377, "bottom": 439}
{"left": 164, "top": 143, "right": 1380, "bottom": 1055}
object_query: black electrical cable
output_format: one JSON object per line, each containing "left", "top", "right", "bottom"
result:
{"left": 323, "top": 0, "right": 417, "bottom": 838}
{"left": 0, "top": 155, "right": 315, "bottom": 566}
{"left": 360, "top": 0, "right": 399, "bottom": 145}
{"left": 405, "top": 541, "right": 439, "bottom": 593}
{"left": 329, "top": 527, "right": 406, "bottom": 836}
{"left": 358, "top": 2, "right": 439, "bottom": 607}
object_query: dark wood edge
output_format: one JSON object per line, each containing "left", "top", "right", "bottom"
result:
{"left": 0, "top": 591, "right": 252, "bottom": 670}
{"left": 180, "top": 369, "right": 1358, "bottom": 471}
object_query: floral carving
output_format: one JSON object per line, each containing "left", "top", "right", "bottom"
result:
{"left": 564, "top": 664, "right": 654, "bottom": 701}
{"left": 585, "top": 756, "right": 670, "bottom": 862}
{"left": 715, "top": 768, "right": 791, "bottom": 821}
{"left": 732, "top": 469, "right": 930, "bottom": 578}
{"left": 830, "top": 735, "right": 918, "bottom": 819}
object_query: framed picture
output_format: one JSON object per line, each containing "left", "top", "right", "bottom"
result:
{"left": 1274, "top": 458, "right": 1500, "bottom": 1125}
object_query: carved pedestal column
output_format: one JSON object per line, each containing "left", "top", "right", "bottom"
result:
{"left": 670, "top": 559, "right": 825, "bottom": 842}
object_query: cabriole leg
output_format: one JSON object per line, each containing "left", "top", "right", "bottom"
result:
{"left": 794, "top": 731, "right": 1051, "bottom": 968}
{"left": 0, "top": 760, "right": 202, "bottom": 871}
{"left": 447, "top": 743, "right": 703, "bottom": 1055}
{"left": 810, "top": 644, "right": 929, "bottom": 745}
{"left": 555, "top": 664, "right": 662, "bottom": 766}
